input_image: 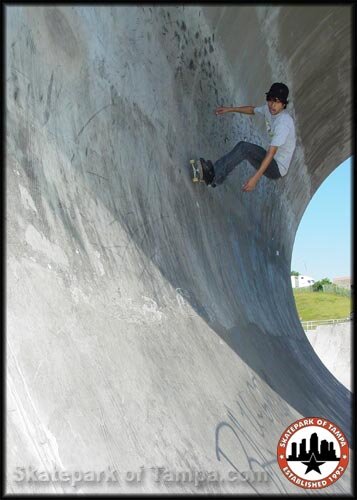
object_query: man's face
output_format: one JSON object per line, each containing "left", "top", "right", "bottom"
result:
{"left": 267, "top": 97, "right": 285, "bottom": 115}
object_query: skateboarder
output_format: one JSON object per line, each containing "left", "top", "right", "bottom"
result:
{"left": 200, "top": 83, "right": 296, "bottom": 192}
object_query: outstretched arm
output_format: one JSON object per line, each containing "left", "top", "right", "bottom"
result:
{"left": 215, "top": 106, "right": 255, "bottom": 115}
{"left": 242, "top": 146, "right": 278, "bottom": 192}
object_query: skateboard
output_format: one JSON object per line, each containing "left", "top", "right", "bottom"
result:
{"left": 190, "top": 159, "right": 204, "bottom": 183}
{"left": 190, "top": 158, "right": 216, "bottom": 186}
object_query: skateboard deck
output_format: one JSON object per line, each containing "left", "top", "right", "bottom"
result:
{"left": 190, "top": 158, "right": 216, "bottom": 186}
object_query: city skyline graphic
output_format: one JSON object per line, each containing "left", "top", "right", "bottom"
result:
{"left": 287, "top": 432, "right": 340, "bottom": 462}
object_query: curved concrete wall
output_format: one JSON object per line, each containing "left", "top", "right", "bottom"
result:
{"left": 306, "top": 321, "right": 352, "bottom": 391}
{"left": 6, "top": 5, "right": 352, "bottom": 494}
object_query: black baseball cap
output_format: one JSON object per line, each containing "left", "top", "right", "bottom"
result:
{"left": 266, "top": 82, "right": 289, "bottom": 103}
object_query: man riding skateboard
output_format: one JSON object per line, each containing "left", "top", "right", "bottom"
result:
{"left": 200, "top": 83, "right": 296, "bottom": 191}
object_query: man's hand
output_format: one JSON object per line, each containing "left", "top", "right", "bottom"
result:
{"left": 215, "top": 106, "right": 231, "bottom": 115}
{"left": 215, "top": 106, "right": 255, "bottom": 115}
{"left": 242, "top": 176, "right": 259, "bottom": 192}
{"left": 242, "top": 146, "right": 279, "bottom": 192}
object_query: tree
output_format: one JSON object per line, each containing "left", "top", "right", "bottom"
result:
{"left": 291, "top": 271, "right": 300, "bottom": 276}
{"left": 312, "top": 277, "right": 332, "bottom": 292}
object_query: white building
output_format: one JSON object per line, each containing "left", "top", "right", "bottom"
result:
{"left": 291, "top": 275, "right": 316, "bottom": 288}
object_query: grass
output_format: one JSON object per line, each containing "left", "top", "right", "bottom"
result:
{"left": 293, "top": 290, "right": 351, "bottom": 321}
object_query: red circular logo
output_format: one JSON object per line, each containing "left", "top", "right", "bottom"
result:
{"left": 277, "top": 417, "right": 349, "bottom": 489}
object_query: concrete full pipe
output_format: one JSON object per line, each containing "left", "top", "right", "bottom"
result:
{"left": 6, "top": 5, "right": 352, "bottom": 494}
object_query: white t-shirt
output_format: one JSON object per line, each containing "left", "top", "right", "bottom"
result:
{"left": 254, "top": 104, "right": 296, "bottom": 176}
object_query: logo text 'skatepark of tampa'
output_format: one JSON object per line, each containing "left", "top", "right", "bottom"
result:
{"left": 277, "top": 417, "right": 349, "bottom": 489}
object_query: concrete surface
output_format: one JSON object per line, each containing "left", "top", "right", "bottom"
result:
{"left": 6, "top": 5, "right": 352, "bottom": 494}
{"left": 306, "top": 321, "right": 352, "bottom": 391}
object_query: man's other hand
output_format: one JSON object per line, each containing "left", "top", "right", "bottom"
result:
{"left": 242, "top": 176, "right": 259, "bottom": 192}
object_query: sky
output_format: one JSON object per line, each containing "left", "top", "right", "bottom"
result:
{"left": 291, "top": 157, "right": 352, "bottom": 281}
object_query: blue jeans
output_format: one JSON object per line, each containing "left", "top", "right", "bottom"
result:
{"left": 213, "top": 141, "right": 281, "bottom": 185}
